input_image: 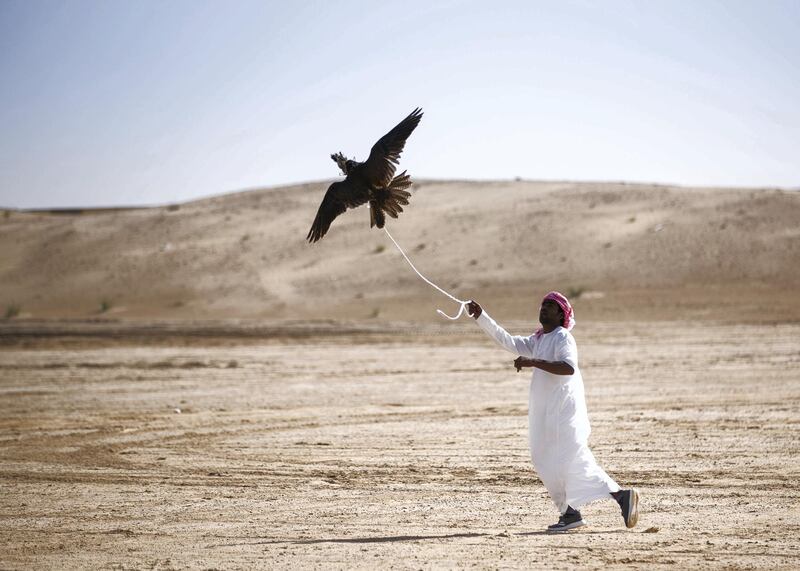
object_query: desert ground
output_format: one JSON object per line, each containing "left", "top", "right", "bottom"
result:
{"left": 1, "top": 180, "right": 799, "bottom": 569}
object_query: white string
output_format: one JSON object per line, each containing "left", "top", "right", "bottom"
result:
{"left": 383, "top": 227, "right": 468, "bottom": 320}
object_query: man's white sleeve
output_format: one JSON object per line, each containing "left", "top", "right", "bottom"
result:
{"left": 555, "top": 331, "right": 579, "bottom": 371}
{"left": 475, "top": 311, "right": 535, "bottom": 357}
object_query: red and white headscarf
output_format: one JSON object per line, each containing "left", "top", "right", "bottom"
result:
{"left": 535, "top": 291, "right": 575, "bottom": 338}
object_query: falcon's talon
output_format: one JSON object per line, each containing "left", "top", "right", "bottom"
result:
{"left": 331, "top": 152, "right": 353, "bottom": 176}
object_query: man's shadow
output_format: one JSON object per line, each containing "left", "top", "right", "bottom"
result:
{"left": 212, "top": 532, "right": 489, "bottom": 547}
{"left": 292, "top": 532, "right": 490, "bottom": 545}
{"left": 211, "top": 529, "right": 623, "bottom": 548}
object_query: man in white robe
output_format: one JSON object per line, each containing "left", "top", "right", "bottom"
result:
{"left": 466, "top": 292, "right": 639, "bottom": 532}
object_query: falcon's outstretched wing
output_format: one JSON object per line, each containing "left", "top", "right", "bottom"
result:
{"left": 362, "top": 108, "right": 423, "bottom": 188}
{"left": 306, "top": 180, "right": 369, "bottom": 243}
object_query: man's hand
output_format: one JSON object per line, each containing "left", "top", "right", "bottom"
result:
{"left": 466, "top": 300, "right": 482, "bottom": 319}
{"left": 514, "top": 357, "right": 535, "bottom": 371}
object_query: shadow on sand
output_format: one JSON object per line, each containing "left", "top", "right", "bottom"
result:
{"left": 209, "top": 529, "right": 626, "bottom": 548}
{"left": 291, "top": 532, "right": 492, "bottom": 544}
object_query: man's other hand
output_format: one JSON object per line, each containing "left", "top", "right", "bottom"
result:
{"left": 514, "top": 357, "right": 534, "bottom": 372}
{"left": 466, "top": 300, "right": 482, "bottom": 319}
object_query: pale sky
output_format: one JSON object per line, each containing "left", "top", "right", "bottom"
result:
{"left": 1, "top": 0, "right": 798, "bottom": 209}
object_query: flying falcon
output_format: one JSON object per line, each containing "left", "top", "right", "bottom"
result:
{"left": 306, "top": 107, "right": 423, "bottom": 243}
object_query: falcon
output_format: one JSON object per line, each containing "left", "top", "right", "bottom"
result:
{"left": 306, "top": 107, "right": 423, "bottom": 243}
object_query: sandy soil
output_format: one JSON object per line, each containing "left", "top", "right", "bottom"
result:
{"left": 1, "top": 320, "right": 798, "bottom": 570}
{"left": 1, "top": 179, "right": 798, "bottom": 568}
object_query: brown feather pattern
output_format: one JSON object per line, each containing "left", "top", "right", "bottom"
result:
{"left": 307, "top": 109, "right": 422, "bottom": 243}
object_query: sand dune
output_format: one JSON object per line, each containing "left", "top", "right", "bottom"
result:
{"left": 2, "top": 180, "right": 798, "bottom": 323}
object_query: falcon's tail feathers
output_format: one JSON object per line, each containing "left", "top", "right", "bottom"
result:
{"left": 369, "top": 171, "right": 412, "bottom": 229}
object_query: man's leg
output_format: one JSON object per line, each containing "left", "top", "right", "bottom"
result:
{"left": 546, "top": 505, "right": 586, "bottom": 532}
{"left": 610, "top": 489, "right": 640, "bottom": 528}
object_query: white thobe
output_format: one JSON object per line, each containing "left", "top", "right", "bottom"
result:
{"left": 476, "top": 311, "right": 620, "bottom": 513}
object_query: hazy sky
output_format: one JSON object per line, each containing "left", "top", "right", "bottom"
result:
{"left": 1, "top": 0, "right": 798, "bottom": 208}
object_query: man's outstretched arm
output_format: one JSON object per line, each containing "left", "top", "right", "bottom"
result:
{"left": 467, "top": 300, "right": 535, "bottom": 358}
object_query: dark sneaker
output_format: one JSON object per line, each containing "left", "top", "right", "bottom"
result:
{"left": 617, "top": 488, "right": 640, "bottom": 528}
{"left": 546, "top": 509, "right": 586, "bottom": 532}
